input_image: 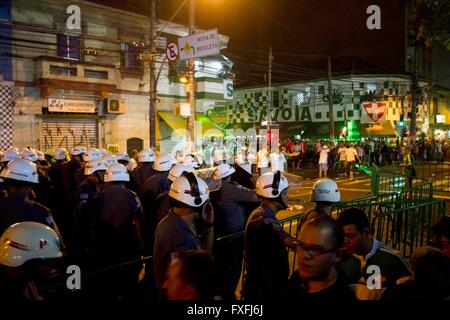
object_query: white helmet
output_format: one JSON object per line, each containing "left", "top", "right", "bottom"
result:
{"left": 212, "top": 163, "right": 236, "bottom": 180}
{"left": 102, "top": 154, "right": 118, "bottom": 167}
{"left": 70, "top": 146, "right": 86, "bottom": 156}
{"left": 35, "top": 150, "right": 45, "bottom": 162}
{"left": 84, "top": 159, "right": 107, "bottom": 176}
{"left": 116, "top": 152, "right": 130, "bottom": 162}
{"left": 169, "top": 172, "right": 209, "bottom": 207}
{"left": 255, "top": 170, "right": 289, "bottom": 198}
{"left": 138, "top": 149, "right": 155, "bottom": 163}
{"left": 104, "top": 164, "right": 130, "bottom": 182}
{"left": 168, "top": 164, "right": 194, "bottom": 182}
{"left": 153, "top": 155, "right": 175, "bottom": 172}
{"left": 82, "top": 148, "right": 102, "bottom": 162}
{"left": 21, "top": 149, "right": 38, "bottom": 162}
{"left": 99, "top": 148, "right": 108, "bottom": 157}
{"left": 0, "top": 222, "right": 62, "bottom": 267}
{"left": 310, "top": 178, "right": 340, "bottom": 203}
{"left": 54, "top": 148, "right": 68, "bottom": 161}
{"left": 183, "top": 153, "right": 202, "bottom": 169}
{"left": 2, "top": 149, "right": 21, "bottom": 163}
{"left": 0, "top": 159, "right": 39, "bottom": 184}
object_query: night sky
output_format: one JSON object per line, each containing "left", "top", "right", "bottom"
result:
{"left": 89, "top": 0, "right": 406, "bottom": 87}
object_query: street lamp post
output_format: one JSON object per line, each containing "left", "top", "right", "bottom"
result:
{"left": 186, "top": 0, "right": 196, "bottom": 153}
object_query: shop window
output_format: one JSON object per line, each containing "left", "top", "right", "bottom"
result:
{"left": 50, "top": 65, "right": 77, "bottom": 76}
{"left": 57, "top": 34, "right": 80, "bottom": 60}
{"left": 85, "top": 69, "right": 108, "bottom": 79}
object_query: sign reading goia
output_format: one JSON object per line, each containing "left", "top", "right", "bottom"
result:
{"left": 227, "top": 105, "right": 313, "bottom": 124}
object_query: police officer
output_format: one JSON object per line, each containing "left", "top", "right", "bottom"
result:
{"left": 210, "top": 163, "right": 259, "bottom": 300}
{"left": 244, "top": 170, "right": 296, "bottom": 300}
{"left": 183, "top": 153, "right": 202, "bottom": 169}
{"left": 63, "top": 146, "right": 86, "bottom": 200}
{"left": 140, "top": 155, "right": 174, "bottom": 256}
{"left": 90, "top": 163, "right": 144, "bottom": 301}
{"left": 47, "top": 148, "right": 70, "bottom": 243}
{"left": 153, "top": 172, "right": 214, "bottom": 300}
{"left": 0, "top": 159, "right": 59, "bottom": 237}
{"left": 0, "top": 149, "right": 21, "bottom": 170}
{"left": 72, "top": 159, "right": 106, "bottom": 263}
{"left": 74, "top": 147, "right": 101, "bottom": 189}
{"left": 154, "top": 163, "right": 195, "bottom": 226}
{"left": 301, "top": 178, "right": 341, "bottom": 225}
{"left": 20, "top": 149, "right": 53, "bottom": 209}
{"left": 129, "top": 148, "right": 156, "bottom": 193}
{"left": 0, "top": 222, "right": 66, "bottom": 302}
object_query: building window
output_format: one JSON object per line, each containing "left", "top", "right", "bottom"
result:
{"left": 316, "top": 112, "right": 322, "bottom": 119}
{"left": 50, "top": 65, "right": 77, "bottom": 76}
{"left": 337, "top": 111, "right": 343, "bottom": 118}
{"left": 272, "top": 90, "right": 279, "bottom": 107}
{"left": 57, "top": 34, "right": 80, "bottom": 60}
{"left": 120, "top": 43, "right": 142, "bottom": 70}
{"left": 367, "top": 83, "right": 377, "bottom": 93}
{"left": 348, "top": 110, "right": 354, "bottom": 117}
{"left": 85, "top": 69, "right": 108, "bottom": 79}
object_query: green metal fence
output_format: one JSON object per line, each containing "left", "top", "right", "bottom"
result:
{"left": 372, "top": 199, "right": 447, "bottom": 257}
{"left": 370, "top": 166, "right": 433, "bottom": 199}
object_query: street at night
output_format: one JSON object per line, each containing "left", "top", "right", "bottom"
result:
{"left": 0, "top": 0, "right": 449, "bottom": 313}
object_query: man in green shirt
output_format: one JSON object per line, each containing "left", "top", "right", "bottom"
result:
{"left": 337, "top": 208, "right": 412, "bottom": 288}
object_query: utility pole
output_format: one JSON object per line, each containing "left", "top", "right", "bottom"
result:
{"left": 149, "top": 0, "right": 157, "bottom": 149}
{"left": 267, "top": 46, "right": 273, "bottom": 151}
{"left": 409, "top": 45, "right": 419, "bottom": 147}
{"left": 327, "top": 56, "right": 335, "bottom": 142}
{"left": 186, "top": 0, "right": 196, "bottom": 153}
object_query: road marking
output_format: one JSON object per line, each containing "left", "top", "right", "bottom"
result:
{"left": 338, "top": 187, "right": 371, "bottom": 192}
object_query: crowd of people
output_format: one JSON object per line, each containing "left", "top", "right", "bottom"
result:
{"left": 0, "top": 145, "right": 449, "bottom": 303}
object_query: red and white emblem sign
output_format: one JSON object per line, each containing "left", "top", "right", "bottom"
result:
{"left": 363, "top": 102, "right": 386, "bottom": 122}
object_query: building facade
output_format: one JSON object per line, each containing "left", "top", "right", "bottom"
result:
{"left": 0, "top": 0, "right": 232, "bottom": 155}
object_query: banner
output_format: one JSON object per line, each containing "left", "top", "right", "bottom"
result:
{"left": 48, "top": 99, "right": 96, "bottom": 113}
{"left": 360, "top": 101, "right": 386, "bottom": 124}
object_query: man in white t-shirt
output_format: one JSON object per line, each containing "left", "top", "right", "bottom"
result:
{"left": 345, "top": 143, "right": 361, "bottom": 180}
{"left": 270, "top": 151, "right": 286, "bottom": 172}
{"left": 318, "top": 145, "right": 330, "bottom": 178}
{"left": 336, "top": 142, "right": 348, "bottom": 177}
{"left": 257, "top": 148, "right": 270, "bottom": 174}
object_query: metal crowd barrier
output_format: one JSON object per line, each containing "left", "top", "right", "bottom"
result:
{"left": 373, "top": 198, "right": 447, "bottom": 257}
{"left": 392, "top": 161, "right": 450, "bottom": 193}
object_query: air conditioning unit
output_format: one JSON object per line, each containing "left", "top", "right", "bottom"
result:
{"left": 106, "top": 97, "right": 126, "bottom": 114}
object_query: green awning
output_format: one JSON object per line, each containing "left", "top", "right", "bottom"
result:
{"left": 158, "top": 111, "right": 224, "bottom": 137}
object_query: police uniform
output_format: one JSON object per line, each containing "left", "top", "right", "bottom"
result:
{"left": 34, "top": 167, "right": 53, "bottom": 209}
{"left": 244, "top": 204, "right": 290, "bottom": 300}
{"left": 154, "top": 191, "right": 170, "bottom": 226}
{"left": 153, "top": 210, "right": 202, "bottom": 299}
{"left": 90, "top": 183, "right": 143, "bottom": 300}
{"left": 0, "top": 192, "right": 56, "bottom": 236}
{"left": 139, "top": 171, "right": 171, "bottom": 256}
{"left": 210, "top": 180, "right": 258, "bottom": 300}
{"left": 72, "top": 179, "right": 99, "bottom": 259}
{"left": 48, "top": 161, "right": 70, "bottom": 241}
{"left": 129, "top": 163, "right": 156, "bottom": 194}
{"left": 230, "top": 165, "right": 255, "bottom": 190}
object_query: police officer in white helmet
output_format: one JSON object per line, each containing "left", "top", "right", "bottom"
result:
{"left": 300, "top": 178, "right": 341, "bottom": 226}
{"left": 0, "top": 222, "right": 66, "bottom": 302}
{"left": 153, "top": 171, "right": 214, "bottom": 300}
{"left": 72, "top": 159, "right": 107, "bottom": 260}
{"left": 129, "top": 148, "right": 156, "bottom": 193}
{"left": 244, "top": 170, "right": 296, "bottom": 300}
{"left": 210, "top": 163, "right": 259, "bottom": 300}
{"left": 140, "top": 155, "right": 175, "bottom": 257}
{"left": 89, "top": 164, "right": 144, "bottom": 300}
{"left": 0, "top": 159, "right": 60, "bottom": 238}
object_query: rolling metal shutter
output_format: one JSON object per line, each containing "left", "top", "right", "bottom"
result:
{"left": 40, "top": 118, "right": 98, "bottom": 152}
